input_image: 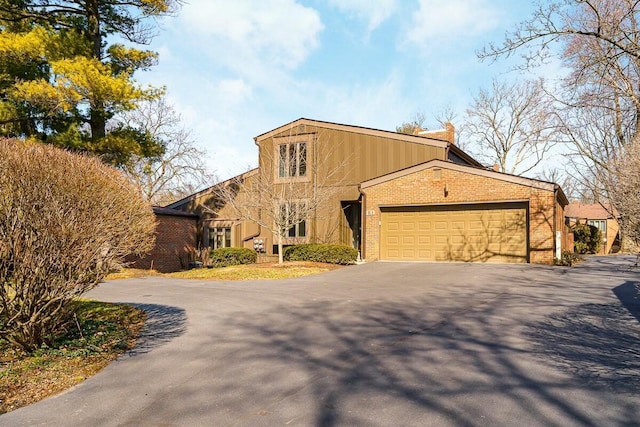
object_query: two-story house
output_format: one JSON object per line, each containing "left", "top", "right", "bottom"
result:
{"left": 168, "top": 118, "right": 568, "bottom": 265}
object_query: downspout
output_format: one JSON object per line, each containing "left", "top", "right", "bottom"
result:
{"left": 553, "top": 186, "right": 559, "bottom": 262}
{"left": 359, "top": 185, "right": 366, "bottom": 262}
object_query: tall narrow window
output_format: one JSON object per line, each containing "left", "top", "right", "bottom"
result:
{"left": 278, "top": 145, "right": 287, "bottom": 177}
{"left": 298, "top": 142, "right": 307, "bottom": 176}
{"left": 279, "top": 201, "right": 306, "bottom": 238}
{"left": 278, "top": 141, "right": 307, "bottom": 178}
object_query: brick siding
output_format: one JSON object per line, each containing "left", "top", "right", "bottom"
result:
{"left": 127, "top": 213, "right": 198, "bottom": 272}
{"left": 362, "top": 167, "right": 561, "bottom": 264}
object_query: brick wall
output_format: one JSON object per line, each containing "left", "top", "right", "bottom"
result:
{"left": 128, "top": 213, "right": 198, "bottom": 272}
{"left": 362, "top": 166, "right": 561, "bottom": 264}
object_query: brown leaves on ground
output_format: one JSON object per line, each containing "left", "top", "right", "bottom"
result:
{"left": 0, "top": 302, "right": 146, "bottom": 414}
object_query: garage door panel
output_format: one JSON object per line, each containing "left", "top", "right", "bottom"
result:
{"left": 387, "top": 236, "right": 399, "bottom": 245}
{"left": 381, "top": 203, "right": 527, "bottom": 263}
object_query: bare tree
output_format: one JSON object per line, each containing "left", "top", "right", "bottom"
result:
{"left": 0, "top": 139, "right": 155, "bottom": 352}
{"left": 480, "top": 1, "right": 640, "bottom": 228}
{"left": 119, "top": 96, "right": 216, "bottom": 205}
{"left": 462, "top": 78, "right": 559, "bottom": 175}
{"left": 536, "top": 167, "right": 584, "bottom": 202}
{"left": 215, "top": 131, "right": 348, "bottom": 263}
{"left": 607, "top": 137, "right": 640, "bottom": 251}
{"left": 396, "top": 112, "right": 426, "bottom": 135}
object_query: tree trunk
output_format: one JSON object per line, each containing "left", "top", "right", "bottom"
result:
{"left": 85, "top": 0, "right": 106, "bottom": 141}
{"left": 278, "top": 233, "right": 283, "bottom": 264}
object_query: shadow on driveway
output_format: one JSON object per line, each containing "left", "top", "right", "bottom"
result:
{"left": 214, "top": 291, "right": 639, "bottom": 427}
{"left": 526, "top": 281, "right": 640, "bottom": 395}
{"left": 123, "top": 303, "right": 187, "bottom": 356}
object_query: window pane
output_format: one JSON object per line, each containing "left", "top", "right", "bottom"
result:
{"left": 209, "top": 229, "right": 216, "bottom": 248}
{"left": 224, "top": 228, "right": 231, "bottom": 247}
{"left": 298, "top": 220, "right": 306, "bottom": 237}
{"left": 279, "top": 145, "right": 287, "bottom": 177}
{"left": 215, "top": 231, "right": 223, "bottom": 249}
{"left": 288, "top": 226, "right": 296, "bottom": 237}
{"left": 289, "top": 144, "right": 296, "bottom": 176}
{"left": 298, "top": 142, "right": 307, "bottom": 176}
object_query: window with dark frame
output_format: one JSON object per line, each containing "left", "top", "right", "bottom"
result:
{"left": 209, "top": 227, "right": 231, "bottom": 249}
{"left": 278, "top": 141, "right": 307, "bottom": 178}
{"left": 280, "top": 201, "right": 306, "bottom": 238}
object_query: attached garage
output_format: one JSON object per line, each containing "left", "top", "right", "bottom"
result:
{"left": 380, "top": 203, "right": 528, "bottom": 263}
{"left": 360, "top": 160, "right": 569, "bottom": 264}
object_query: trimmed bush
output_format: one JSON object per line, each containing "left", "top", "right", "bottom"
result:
{"left": 210, "top": 247, "right": 257, "bottom": 268}
{"left": 555, "top": 250, "right": 583, "bottom": 267}
{"left": 283, "top": 244, "right": 358, "bottom": 265}
{"left": 573, "top": 223, "right": 603, "bottom": 254}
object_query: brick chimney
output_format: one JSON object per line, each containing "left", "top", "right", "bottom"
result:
{"left": 445, "top": 122, "right": 455, "bottom": 145}
{"left": 417, "top": 122, "right": 455, "bottom": 144}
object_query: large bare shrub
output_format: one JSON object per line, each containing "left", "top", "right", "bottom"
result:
{"left": 0, "top": 139, "right": 155, "bottom": 352}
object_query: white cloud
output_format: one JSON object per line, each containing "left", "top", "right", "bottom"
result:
{"left": 217, "top": 79, "right": 253, "bottom": 105}
{"left": 179, "top": 0, "right": 323, "bottom": 69}
{"left": 405, "top": 0, "right": 502, "bottom": 44}
{"left": 327, "top": 0, "right": 399, "bottom": 32}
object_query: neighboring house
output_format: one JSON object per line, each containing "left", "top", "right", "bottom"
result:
{"left": 565, "top": 201, "right": 620, "bottom": 254}
{"left": 127, "top": 206, "right": 199, "bottom": 272}
{"left": 168, "top": 118, "right": 568, "bottom": 265}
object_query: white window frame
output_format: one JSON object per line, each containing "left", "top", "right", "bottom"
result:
{"left": 587, "top": 219, "right": 606, "bottom": 235}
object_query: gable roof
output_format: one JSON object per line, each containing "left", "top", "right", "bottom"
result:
{"left": 254, "top": 118, "right": 483, "bottom": 168}
{"left": 360, "top": 159, "right": 569, "bottom": 205}
{"left": 254, "top": 117, "right": 449, "bottom": 148}
{"left": 564, "top": 201, "right": 618, "bottom": 220}
{"left": 165, "top": 168, "right": 259, "bottom": 210}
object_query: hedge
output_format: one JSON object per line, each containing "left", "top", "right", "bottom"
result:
{"left": 210, "top": 247, "right": 257, "bottom": 267}
{"left": 573, "top": 223, "right": 603, "bottom": 254}
{"left": 283, "top": 244, "right": 358, "bottom": 265}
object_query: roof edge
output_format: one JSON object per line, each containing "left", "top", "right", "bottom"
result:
{"left": 253, "top": 117, "right": 450, "bottom": 149}
{"left": 360, "top": 159, "right": 557, "bottom": 191}
{"left": 165, "top": 168, "right": 259, "bottom": 209}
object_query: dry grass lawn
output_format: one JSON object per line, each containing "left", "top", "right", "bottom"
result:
{"left": 166, "top": 261, "right": 343, "bottom": 280}
{"left": 107, "top": 262, "right": 345, "bottom": 281}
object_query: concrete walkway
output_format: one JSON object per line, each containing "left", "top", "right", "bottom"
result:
{"left": 2, "top": 256, "right": 639, "bottom": 426}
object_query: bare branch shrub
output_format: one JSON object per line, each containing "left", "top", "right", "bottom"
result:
{"left": 0, "top": 139, "right": 155, "bottom": 352}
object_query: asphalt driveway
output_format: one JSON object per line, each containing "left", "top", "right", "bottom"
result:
{"left": 2, "top": 256, "right": 640, "bottom": 426}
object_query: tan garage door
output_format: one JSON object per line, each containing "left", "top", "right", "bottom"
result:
{"left": 380, "top": 203, "right": 528, "bottom": 263}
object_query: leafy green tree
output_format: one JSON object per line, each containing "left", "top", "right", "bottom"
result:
{"left": 0, "top": 0, "right": 181, "bottom": 165}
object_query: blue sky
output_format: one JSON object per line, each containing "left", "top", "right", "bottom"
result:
{"left": 138, "top": 0, "right": 553, "bottom": 180}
